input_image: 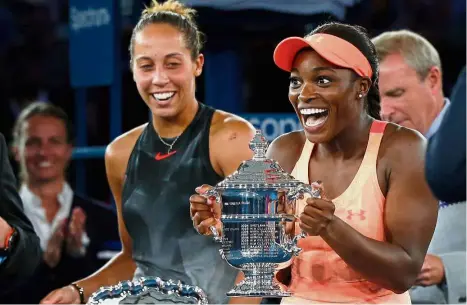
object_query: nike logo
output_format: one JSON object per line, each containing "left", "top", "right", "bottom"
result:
{"left": 155, "top": 151, "right": 177, "bottom": 160}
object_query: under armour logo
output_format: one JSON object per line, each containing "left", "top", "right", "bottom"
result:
{"left": 347, "top": 209, "right": 366, "bottom": 221}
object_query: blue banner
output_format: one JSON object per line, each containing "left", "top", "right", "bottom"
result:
{"left": 240, "top": 113, "right": 302, "bottom": 141}
{"left": 69, "top": 0, "right": 115, "bottom": 87}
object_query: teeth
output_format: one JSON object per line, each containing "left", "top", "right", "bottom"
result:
{"left": 153, "top": 92, "right": 175, "bottom": 101}
{"left": 300, "top": 108, "right": 327, "bottom": 115}
{"left": 39, "top": 161, "right": 51, "bottom": 168}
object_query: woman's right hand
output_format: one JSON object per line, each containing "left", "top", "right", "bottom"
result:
{"left": 40, "top": 285, "right": 81, "bottom": 304}
{"left": 189, "top": 184, "right": 222, "bottom": 236}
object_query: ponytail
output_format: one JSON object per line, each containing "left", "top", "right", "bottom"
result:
{"left": 366, "top": 82, "right": 381, "bottom": 120}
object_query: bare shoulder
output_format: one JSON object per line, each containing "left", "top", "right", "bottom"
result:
{"left": 210, "top": 110, "right": 256, "bottom": 139}
{"left": 106, "top": 123, "right": 147, "bottom": 160}
{"left": 105, "top": 123, "right": 148, "bottom": 179}
{"left": 378, "top": 122, "right": 427, "bottom": 177}
{"left": 380, "top": 123, "right": 426, "bottom": 160}
{"left": 209, "top": 110, "right": 256, "bottom": 177}
{"left": 267, "top": 130, "right": 306, "bottom": 174}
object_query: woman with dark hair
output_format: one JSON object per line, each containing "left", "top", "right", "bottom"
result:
{"left": 190, "top": 22, "right": 438, "bottom": 304}
{"left": 41, "top": 0, "right": 255, "bottom": 304}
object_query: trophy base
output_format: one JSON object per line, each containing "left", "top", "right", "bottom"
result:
{"left": 226, "top": 273, "right": 291, "bottom": 298}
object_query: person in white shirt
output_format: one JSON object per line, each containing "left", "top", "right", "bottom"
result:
{"left": 6, "top": 101, "right": 119, "bottom": 303}
{"left": 19, "top": 179, "right": 89, "bottom": 265}
{"left": 12, "top": 102, "right": 87, "bottom": 267}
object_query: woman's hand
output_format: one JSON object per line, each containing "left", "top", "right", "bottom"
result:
{"left": 189, "top": 185, "right": 222, "bottom": 236}
{"left": 299, "top": 183, "right": 336, "bottom": 236}
{"left": 40, "top": 285, "right": 81, "bottom": 304}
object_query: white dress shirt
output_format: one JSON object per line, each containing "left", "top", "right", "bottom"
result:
{"left": 19, "top": 183, "right": 89, "bottom": 255}
{"left": 425, "top": 98, "right": 451, "bottom": 139}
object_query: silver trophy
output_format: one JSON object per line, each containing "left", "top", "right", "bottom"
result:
{"left": 205, "top": 129, "right": 321, "bottom": 298}
{"left": 87, "top": 277, "right": 209, "bottom": 305}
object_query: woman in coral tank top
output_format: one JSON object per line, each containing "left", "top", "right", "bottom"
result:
{"left": 190, "top": 22, "right": 438, "bottom": 304}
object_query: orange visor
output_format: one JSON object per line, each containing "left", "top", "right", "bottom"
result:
{"left": 273, "top": 33, "right": 373, "bottom": 79}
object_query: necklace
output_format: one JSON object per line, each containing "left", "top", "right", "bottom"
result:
{"left": 157, "top": 133, "right": 180, "bottom": 153}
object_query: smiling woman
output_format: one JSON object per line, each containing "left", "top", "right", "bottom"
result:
{"left": 8, "top": 102, "right": 120, "bottom": 304}
{"left": 270, "top": 22, "right": 437, "bottom": 304}
{"left": 273, "top": 28, "right": 381, "bottom": 145}
{"left": 190, "top": 21, "right": 439, "bottom": 304}
{"left": 12, "top": 103, "right": 74, "bottom": 185}
{"left": 40, "top": 1, "right": 258, "bottom": 304}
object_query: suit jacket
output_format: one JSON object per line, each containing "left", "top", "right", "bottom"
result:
{"left": 0, "top": 133, "right": 41, "bottom": 298}
{"left": 425, "top": 66, "right": 466, "bottom": 203}
{"left": 411, "top": 68, "right": 466, "bottom": 304}
{"left": 3, "top": 192, "right": 120, "bottom": 303}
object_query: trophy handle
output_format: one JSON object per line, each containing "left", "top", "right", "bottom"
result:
{"left": 204, "top": 189, "right": 223, "bottom": 243}
{"left": 281, "top": 183, "right": 322, "bottom": 256}
{"left": 287, "top": 183, "right": 321, "bottom": 201}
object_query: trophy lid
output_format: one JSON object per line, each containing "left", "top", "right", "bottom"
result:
{"left": 215, "top": 130, "right": 304, "bottom": 189}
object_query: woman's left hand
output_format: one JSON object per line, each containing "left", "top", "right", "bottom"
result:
{"left": 299, "top": 190, "right": 336, "bottom": 236}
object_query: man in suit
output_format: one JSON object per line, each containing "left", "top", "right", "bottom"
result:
{"left": 425, "top": 66, "right": 466, "bottom": 203}
{"left": 373, "top": 30, "right": 466, "bottom": 304}
{"left": 0, "top": 132, "right": 41, "bottom": 298}
{"left": 4, "top": 101, "right": 120, "bottom": 303}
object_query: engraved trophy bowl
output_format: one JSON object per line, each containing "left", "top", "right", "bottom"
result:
{"left": 205, "top": 129, "right": 321, "bottom": 298}
{"left": 87, "top": 277, "right": 209, "bottom": 305}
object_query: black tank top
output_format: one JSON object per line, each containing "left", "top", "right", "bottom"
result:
{"left": 122, "top": 103, "right": 237, "bottom": 304}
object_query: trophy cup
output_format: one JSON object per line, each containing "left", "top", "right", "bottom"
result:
{"left": 205, "top": 129, "right": 321, "bottom": 298}
{"left": 87, "top": 277, "right": 209, "bottom": 304}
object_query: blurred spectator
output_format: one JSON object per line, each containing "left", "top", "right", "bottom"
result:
{"left": 3, "top": 102, "right": 119, "bottom": 303}
{"left": 373, "top": 30, "right": 466, "bottom": 304}
{"left": 425, "top": 66, "right": 466, "bottom": 203}
{"left": 374, "top": 30, "right": 446, "bottom": 137}
{"left": 0, "top": 132, "right": 41, "bottom": 300}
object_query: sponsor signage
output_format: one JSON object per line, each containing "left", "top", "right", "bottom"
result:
{"left": 69, "top": 0, "right": 115, "bottom": 87}
{"left": 240, "top": 113, "right": 302, "bottom": 141}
